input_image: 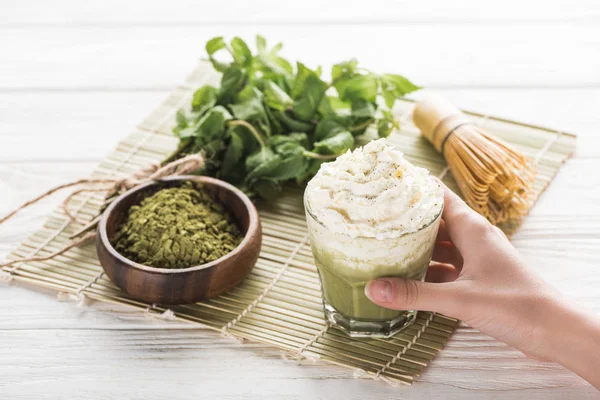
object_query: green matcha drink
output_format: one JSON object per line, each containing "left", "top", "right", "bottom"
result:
{"left": 304, "top": 139, "right": 443, "bottom": 337}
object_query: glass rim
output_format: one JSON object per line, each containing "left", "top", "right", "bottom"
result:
{"left": 303, "top": 187, "right": 444, "bottom": 240}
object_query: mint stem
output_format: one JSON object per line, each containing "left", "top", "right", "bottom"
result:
{"left": 349, "top": 119, "right": 374, "bottom": 133}
{"left": 303, "top": 151, "right": 342, "bottom": 160}
{"left": 228, "top": 120, "right": 266, "bottom": 148}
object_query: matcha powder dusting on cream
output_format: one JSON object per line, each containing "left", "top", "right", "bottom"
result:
{"left": 113, "top": 181, "right": 243, "bottom": 269}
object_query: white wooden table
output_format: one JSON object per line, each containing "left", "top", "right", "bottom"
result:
{"left": 1, "top": 1, "right": 599, "bottom": 398}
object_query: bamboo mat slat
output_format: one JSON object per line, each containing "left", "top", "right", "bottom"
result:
{"left": 1, "top": 62, "right": 576, "bottom": 386}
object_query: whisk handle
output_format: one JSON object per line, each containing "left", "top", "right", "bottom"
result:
{"left": 413, "top": 94, "right": 470, "bottom": 153}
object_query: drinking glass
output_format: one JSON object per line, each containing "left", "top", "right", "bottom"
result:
{"left": 304, "top": 195, "right": 442, "bottom": 337}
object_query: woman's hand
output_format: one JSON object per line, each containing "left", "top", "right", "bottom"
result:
{"left": 365, "top": 182, "right": 600, "bottom": 389}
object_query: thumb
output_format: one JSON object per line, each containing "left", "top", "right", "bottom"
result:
{"left": 365, "top": 278, "right": 463, "bottom": 317}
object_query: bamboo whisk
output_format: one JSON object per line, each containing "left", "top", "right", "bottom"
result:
{"left": 413, "top": 94, "right": 536, "bottom": 224}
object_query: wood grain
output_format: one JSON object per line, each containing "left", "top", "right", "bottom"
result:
{"left": 1, "top": 25, "right": 599, "bottom": 90}
{"left": 97, "top": 176, "right": 262, "bottom": 304}
{"left": 1, "top": 90, "right": 598, "bottom": 162}
{"left": 1, "top": 0, "right": 599, "bottom": 398}
{"left": 0, "top": 287, "right": 594, "bottom": 399}
{"left": 3, "top": 0, "right": 599, "bottom": 24}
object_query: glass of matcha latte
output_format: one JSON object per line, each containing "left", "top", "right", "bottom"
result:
{"left": 304, "top": 139, "right": 443, "bottom": 337}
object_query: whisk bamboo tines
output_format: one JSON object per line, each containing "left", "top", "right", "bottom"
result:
{"left": 412, "top": 93, "right": 536, "bottom": 224}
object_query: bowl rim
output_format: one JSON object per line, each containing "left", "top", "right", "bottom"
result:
{"left": 98, "top": 175, "right": 260, "bottom": 275}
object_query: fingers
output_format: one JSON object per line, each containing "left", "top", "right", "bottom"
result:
{"left": 439, "top": 182, "right": 491, "bottom": 253}
{"left": 432, "top": 242, "right": 464, "bottom": 269}
{"left": 426, "top": 262, "right": 460, "bottom": 283}
{"left": 365, "top": 278, "right": 463, "bottom": 317}
{"left": 436, "top": 219, "right": 451, "bottom": 242}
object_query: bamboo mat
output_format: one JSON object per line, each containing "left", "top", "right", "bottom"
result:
{"left": 1, "top": 62, "right": 576, "bottom": 386}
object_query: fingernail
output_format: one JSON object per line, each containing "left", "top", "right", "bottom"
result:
{"left": 365, "top": 280, "right": 392, "bottom": 303}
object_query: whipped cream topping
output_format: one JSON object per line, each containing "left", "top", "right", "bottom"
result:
{"left": 305, "top": 139, "right": 443, "bottom": 239}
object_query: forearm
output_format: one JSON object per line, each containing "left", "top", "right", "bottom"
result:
{"left": 542, "top": 299, "right": 600, "bottom": 389}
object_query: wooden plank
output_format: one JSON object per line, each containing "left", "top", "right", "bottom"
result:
{"left": 3, "top": 0, "right": 599, "bottom": 24}
{"left": 0, "top": 162, "right": 96, "bottom": 246}
{"left": 2, "top": 159, "right": 600, "bottom": 293}
{"left": 0, "top": 3, "right": 598, "bottom": 396}
{"left": 0, "top": 170, "right": 596, "bottom": 393}
{"left": 0, "top": 92, "right": 167, "bottom": 162}
{"left": 0, "top": 123, "right": 594, "bottom": 395}
{"left": 0, "top": 287, "right": 595, "bottom": 398}
{"left": 0, "top": 89, "right": 597, "bottom": 162}
{"left": 0, "top": 284, "right": 193, "bottom": 330}
{"left": 0, "top": 331, "right": 590, "bottom": 399}
{"left": 0, "top": 25, "right": 599, "bottom": 89}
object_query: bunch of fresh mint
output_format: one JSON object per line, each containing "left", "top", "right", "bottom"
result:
{"left": 172, "top": 35, "right": 420, "bottom": 199}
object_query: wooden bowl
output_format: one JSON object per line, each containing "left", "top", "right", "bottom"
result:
{"left": 96, "top": 176, "right": 261, "bottom": 305}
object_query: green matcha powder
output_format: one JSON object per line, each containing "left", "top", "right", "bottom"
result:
{"left": 113, "top": 181, "right": 243, "bottom": 269}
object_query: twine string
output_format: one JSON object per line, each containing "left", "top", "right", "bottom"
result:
{"left": 1, "top": 89, "right": 193, "bottom": 278}
{"left": 75, "top": 270, "right": 105, "bottom": 296}
{"left": 62, "top": 187, "right": 112, "bottom": 224}
{"left": 0, "top": 193, "right": 94, "bottom": 279}
{"left": 295, "top": 323, "right": 329, "bottom": 359}
{"left": 0, "top": 68, "right": 467, "bottom": 384}
{"left": 56, "top": 270, "right": 106, "bottom": 307}
{"left": 1, "top": 153, "right": 204, "bottom": 228}
{"left": 145, "top": 303, "right": 158, "bottom": 313}
{"left": 221, "top": 235, "right": 310, "bottom": 339}
{"left": 1, "top": 130, "right": 153, "bottom": 278}
{"left": 3, "top": 232, "right": 96, "bottom": 270}
{"left": 59, "top": 162, "right": 161, "bottom": 222}
{"left": 144, "top": 303, "right": 176, "bottom": 321}
{"left": 373, "top": 312, "right": 435, "bottom": 380}
{"left": 0, "top": 154, "right": 204, "bottom": 270}
{"left": 534, "top": 131, "right": 563, "bottom": 165}
{"left": 0, "top": 178, "right": 115, "bottom": 225}
{"left": 0, "top": 269, "right": 12, "bottom": 283}
{"left": 476, "top": 113, "right": 560, "bottom": 167}
{"left": 69, "top": 215, "right": 102, "bottom": 240}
